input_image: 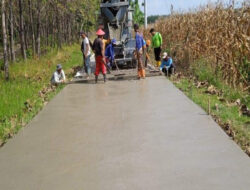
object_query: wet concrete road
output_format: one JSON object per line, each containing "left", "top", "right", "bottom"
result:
{"left": 0, "top": 77, "right": 249, "bottom": 190}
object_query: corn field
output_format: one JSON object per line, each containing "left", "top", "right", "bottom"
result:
{"left": 145, "top": 2, "right": 250, "bottom": 89}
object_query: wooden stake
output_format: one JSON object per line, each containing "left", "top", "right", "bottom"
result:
{"left": 208, "top": 97, "right": 211, "bottom": 115}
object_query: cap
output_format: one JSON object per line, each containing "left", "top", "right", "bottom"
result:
{"left": 162, "top": 52, "right": 168, "bottom": 59}
{"left": 111, "top": 39, "right": 117, "bottom": 44}
{"left": 56, "top": 64, "right": 62, "bottom": 70}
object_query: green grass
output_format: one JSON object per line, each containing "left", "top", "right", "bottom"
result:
{"left": 0, "top": 44, "right": 82, "bottom": 144}
{"left": 190, "top": 58, "right": 250, "bottom": 105}
{"left": 171, "top": 60, "right": 250, "bottom": 153}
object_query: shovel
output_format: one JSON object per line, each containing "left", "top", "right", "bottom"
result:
{"left": 113, "top": 60, "right": 125, "bottom": 76}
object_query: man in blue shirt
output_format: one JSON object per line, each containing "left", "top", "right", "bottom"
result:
{"left": 160, "top": 52, "right": 175, "bottom": 76}
{"left": 105, "top": 39, "right": 116, "bottom": 69}
{"left": 134, "top": 23, "right": 146, "bottom": 79}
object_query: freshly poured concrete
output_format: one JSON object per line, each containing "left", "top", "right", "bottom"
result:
{"left": 0, "top": 77, "right": 249, "bottom": 190}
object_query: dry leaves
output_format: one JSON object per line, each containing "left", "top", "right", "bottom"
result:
{"left": 39, "top": 85, "right": 56, "bottom": 105}
{"left": 246, "top": 147, "right": 250, "bottom": 156}
{"left": 195, "top": 81, "right": 209, "bottom": 89}
{"left": 205, "top": 85, "right": 217, "bottom": 95}
{"left": 72, "top": 66, "right": 82, "bottom": 76}
{"left": 240, "top": 104, "right": 250, "bottom": 117}
{"left": 24, "top": 99, "right": 33, "bottom": 112}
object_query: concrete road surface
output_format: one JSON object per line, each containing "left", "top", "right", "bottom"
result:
{"left": 0, "top": 77, "right": 249, "bottom": 190}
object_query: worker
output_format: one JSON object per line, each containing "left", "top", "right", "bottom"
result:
{"left": 51, "top": 64, "right": 66, "bottom": 85}
{"left": 160, "top": 52, "right": 174, "bottom": 76}
{"left": 134, "top": 24, "right": 146, "bottom": 79}
{"left": 150, "top": 28, "right": 163, "bottom": 67}
{"left": 105, "top": 38, "right": 116, "bottom": 70}
{"left": 93, "top": 29, "right": 107, "bottom": 83}
{"left": 103, "top": 38, "right": 110, "bottom": 49}
{"left": 145, "top": 39, "right": 151, "bottom": 67}
{"left": 80, "top": 31, "right": 91, "bottom": 79}
{"left": 98, "top": 24, "right": 110, "bottom": 49}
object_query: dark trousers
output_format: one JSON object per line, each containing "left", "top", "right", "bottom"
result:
{"left": 162, "top": 65, "right": 174, "bottom": 75}
{"left": 82, "top": 54, "right": 87, "bottom": 73}
{"left": 154, "top": 47, "right": 162, "bottom": 61}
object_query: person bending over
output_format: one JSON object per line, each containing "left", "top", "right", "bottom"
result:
{"left": 160, "top": 52, "right": 175, "bottom": 76}
{"left": 105, "top": 39, "right": 116, "bottom": 70}
{"left": 51, "top": 64, "right": 66, "bottom": 85}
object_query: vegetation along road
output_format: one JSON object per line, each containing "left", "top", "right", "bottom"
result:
{"left": 0, "top": 0, "right": 249, "bottom": 189}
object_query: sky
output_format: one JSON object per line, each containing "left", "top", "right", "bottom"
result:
{"left": 138, "top": 0, "right": 247, "bottom": 16}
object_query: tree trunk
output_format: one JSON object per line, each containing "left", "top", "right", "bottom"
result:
{"left": 24, "top": 23, "right": 28, "bottom": 51}
{"left": 2, "top": 0, "right": 9, "bottom": 80}
{"left": 36, "top": 0, "right": 41, "bottom": 57}
{"left": 28, "top": 0, "right": 36, "bottom": 56}
{"left": 56, "top": 13, "right": 62, "bottom": 49}
{"left": 5, "top": 9, "right": 11, "bottom": 62}
{"left": 9, "top": 0, "right": 15, "bottom": 62}
{"left": 18, "top": 0, "right": 27, "bottom": 60}
{"left": 46, "top": 20, "right": 49, "bottom": 46}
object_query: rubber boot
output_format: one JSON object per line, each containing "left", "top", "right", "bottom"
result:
{"left": 95, "top": 75, "right": 98, "bottom": 83}
{"left": 142, "top": 69, "right": 146, "bottom": 79}
{"left": 103, "top": 74, "right": 106, "bottom": 83}
{"left": 137, "top": 69, "right": 142, "bottom": 79}
{"left": 138, "top": 69, "right": 143, "bottom": 79}
{"left": 157, "top": 61, "right": 161, "bottom": 67}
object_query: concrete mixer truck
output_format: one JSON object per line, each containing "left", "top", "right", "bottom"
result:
{"left": 100, "top": 0, "right": 137, "bottom": 68}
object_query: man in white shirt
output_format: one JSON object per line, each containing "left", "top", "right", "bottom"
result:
{"left": 81, "top": 32, "right": 91, "bottom": 79}
{"left": 51, "top": 64, "right": 66, "bottom": 85}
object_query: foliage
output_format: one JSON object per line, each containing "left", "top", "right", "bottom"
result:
{"left": 0, "top": 0, "right": 99, "bottom": 59}
{"left": 147, "top": 15, "right": 168, "bottom": 24}
{"left": 144, "top": 1, "right": 250, "bottom": 89}
{"left": 130, "top": 0, "right": 144, "bottom": 25}
{"left": 0, "top": 44, "right": 82, "bottom": 144}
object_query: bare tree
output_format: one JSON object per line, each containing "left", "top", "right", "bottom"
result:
{"left": 18, "top": 0, "right": 27, "bottom": 60}
{"left": 9, "top": 0, "right": 15, "bottom": 61}
{"left": 36, "top": 0, "right": 41, "bottom": 57}
{"left": 28, "top": 0, "right": 36, "bottom": 56}
{"left": 2, "top": 0, "right": 9, "bottom": 80}
{"left": 0, "top": 0, "right": 99, "bottom": 65}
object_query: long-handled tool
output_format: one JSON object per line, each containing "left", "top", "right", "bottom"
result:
{"left": 102, "top": 59, "right": 112, "bottom": 74}
{"left": 113, "top": 60, "right": 125, "bottom": 76}
{"left": 145, "top": 52, "right": 158, "bottom": 72}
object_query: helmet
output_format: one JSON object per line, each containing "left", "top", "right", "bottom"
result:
{"left": 146, "top": 40, "right": 151, "bottom": 46}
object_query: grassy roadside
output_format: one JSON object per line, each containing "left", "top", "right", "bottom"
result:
{"left": 0, "top": 44, "right": 82, "bottom": 146}
{"left": 170, "top": 60, "right": 250, "bottom": 156}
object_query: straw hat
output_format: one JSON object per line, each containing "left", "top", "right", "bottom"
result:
{"left": 96, "top": 29, "right": 105, "bottom": 36}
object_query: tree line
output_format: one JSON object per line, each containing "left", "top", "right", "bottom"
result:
{"left": 130, "top": 0, "right": 144, "bottom": 25}
{"left": 1, "top": 0, "right": 99, "bottom": 80}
